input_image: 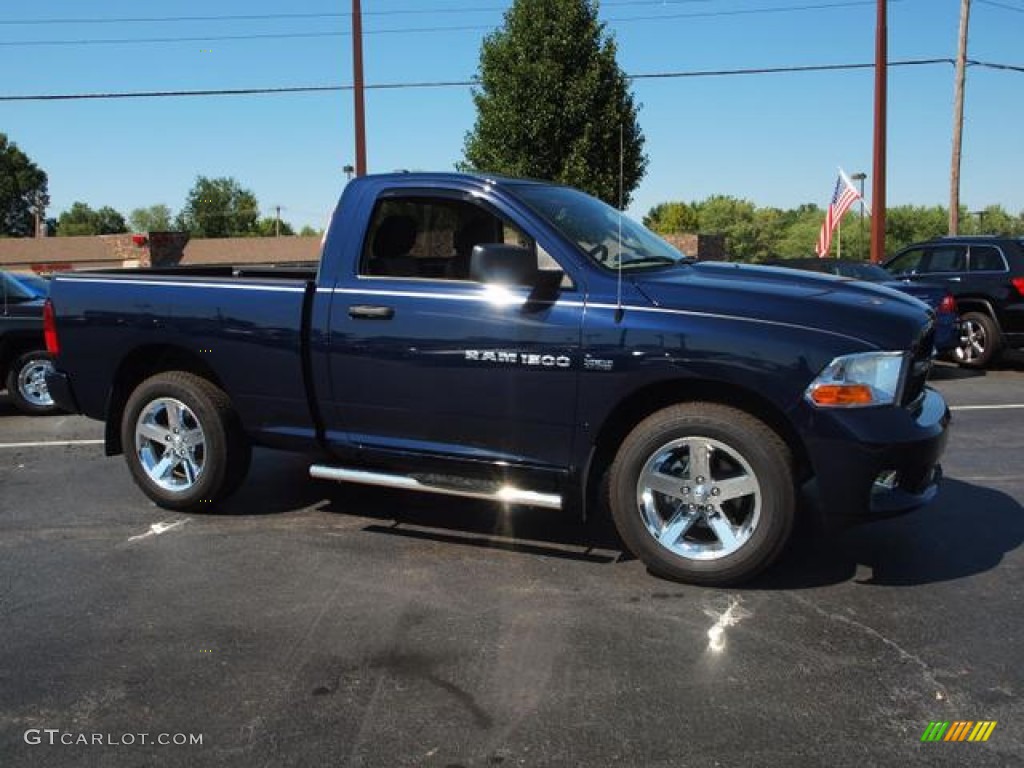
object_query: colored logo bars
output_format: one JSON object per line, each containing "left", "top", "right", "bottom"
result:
{"left": 921, "top": 721, "right": 997, "bottom": 742}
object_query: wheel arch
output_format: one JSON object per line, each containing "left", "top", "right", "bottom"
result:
{"left": 104, "top": 344, "right": 225, "bottom": 456}
{"left": 0, "top": 331, "right": 46, "bottom": 382}
{"left": 582, "top": 378, "right": 809, "bottom": 516}
{"left": 956, "top": 298, "right": 1000, "bottom": 326}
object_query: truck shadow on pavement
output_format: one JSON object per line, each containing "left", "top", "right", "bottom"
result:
{"left": 315, "top": 483, "right": 629, "bottom": 566}
{"left": 215, "top": 452, "right": 1020, "bottom": 588}
{"left": 754, "top": 478, "right": 1023, "bottom": 589}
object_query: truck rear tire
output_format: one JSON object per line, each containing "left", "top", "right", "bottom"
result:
{"left": 6, "top": 350, "right": 59, "bottom": 416}
{"left": 608, "top": 403, "right": 795, "bottom": 586}
{"left": 121, "top": 372, "right": 251, "bottom": 511}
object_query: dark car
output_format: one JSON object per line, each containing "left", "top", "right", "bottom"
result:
{"left": 1, "top": 270, "right": 58, "bottom": 414}
{"left": 766, "top": 258, "right": 959, "bottom": 354}
{"left": 883, "top": 237, "right": 1024, "bottom": 368}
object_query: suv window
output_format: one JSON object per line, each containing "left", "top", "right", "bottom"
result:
{"left": 968, "top": 246, "right": 1006, "bottom": 272}
{"left": 0, "top": 272, "right": 35, "bottom": 303}
{"left": 887, "top": 248, "right": 926, "bottom": 275}
{"left": 922, "top": 246, "right": 966, "bottom": 273}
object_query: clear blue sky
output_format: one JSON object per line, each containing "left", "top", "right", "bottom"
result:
{"left": 3, "top": 0, "right": 1021, "bottom": 232}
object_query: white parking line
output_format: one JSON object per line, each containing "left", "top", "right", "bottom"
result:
{"left": 949, "top": 404, "right": 1024, "bottom": 412}
{"left": 127, "top": 519, "right": 190, "bottom": 542}
{"left": 0, "top": 439, "right": 104, "bottom": 449}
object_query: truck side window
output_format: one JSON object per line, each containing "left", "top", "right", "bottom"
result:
{"left": 360, "top": 197, "right": 542, "bottom": 283}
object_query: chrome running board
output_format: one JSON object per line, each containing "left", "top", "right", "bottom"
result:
{"left": 308, "top": 465, "right": 563, "bottom": 510}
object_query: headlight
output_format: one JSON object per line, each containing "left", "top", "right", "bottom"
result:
{"left": 805, "top": 351, "right": 908, "bottom": 408}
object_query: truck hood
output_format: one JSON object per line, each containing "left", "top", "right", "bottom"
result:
{"left": 633, "top": 261, "right": 934, "bottom": 351}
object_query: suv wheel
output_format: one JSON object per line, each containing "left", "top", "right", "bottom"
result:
{"left": 954, "top": 311, "right": 1001, "bottom": 368}
{"left": 6, "top": 350, "right": 59, "bottom": 415}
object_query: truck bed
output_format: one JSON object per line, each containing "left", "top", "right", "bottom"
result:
{"left": 49, "top": 264, "right": 320, "bottom": 451}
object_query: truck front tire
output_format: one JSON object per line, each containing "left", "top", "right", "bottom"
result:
{"left": 121, "top": 372, "right": 251, "bottom": 511}
{"left": 609, "top": 403, "right": 795, "bottom": 586}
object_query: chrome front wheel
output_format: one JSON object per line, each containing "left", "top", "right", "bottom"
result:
{"left": 636, "top": 436, "right": 762, "bottom": 561}
{"left": 609, "top": 403, "right": 794, "bottom": 585}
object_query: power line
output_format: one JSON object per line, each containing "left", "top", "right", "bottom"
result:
{"left": 0, "top": 58, "right": 971, "bottom": 102}
{"left": 0, "top": 3, "right": 727, "bottom": 26}
{"left": 976, "top": 0, "right": 1024, "bottom": 12}
{"left": 0, "top": 1, "right": 901, "bottom": 47}
{"left": 970, "top": 58, "right": 1024, "bottom": 72}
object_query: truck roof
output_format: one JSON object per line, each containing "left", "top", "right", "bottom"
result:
{"left": 353, "top": 170, "right": 557, "bottom": 190}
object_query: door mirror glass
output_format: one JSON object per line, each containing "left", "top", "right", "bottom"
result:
{"left": 470, "top": 243, "right": 540, "bottom": 286}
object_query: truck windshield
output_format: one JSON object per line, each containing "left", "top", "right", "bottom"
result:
{"left": 511, "top": 184, "right": 688, "bottom": 270}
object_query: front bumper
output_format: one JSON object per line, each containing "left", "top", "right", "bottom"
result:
{"left": 800, "top": 387, "right": 950, "bottom": 520}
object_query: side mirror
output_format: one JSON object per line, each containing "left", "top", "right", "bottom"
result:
{"left": 470, "top": 243, "right": 538, "bottom": 286}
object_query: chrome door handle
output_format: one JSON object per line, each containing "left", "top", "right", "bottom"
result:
{"left": 348, "top": 305, "right": 395, "bottom": 320}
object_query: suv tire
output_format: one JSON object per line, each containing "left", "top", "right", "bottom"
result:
{"left": 954, "top": 311, "right": 1001, "bottom": 368}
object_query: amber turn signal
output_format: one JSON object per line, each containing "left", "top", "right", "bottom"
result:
{"left": 808, "top": 384, "right": 874, "bottom": 406}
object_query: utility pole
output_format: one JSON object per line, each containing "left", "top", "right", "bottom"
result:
{"left": 275, "top": 205, "right": 281, "bottom": 237}
{"left": 352, "top": 0, "right": 367, "bottom": 176}
{"left": 949, "top": 0, "right": 972, "bottom": 235}
{"left": 870, "top": 0, "right": 887, "bottom": 264}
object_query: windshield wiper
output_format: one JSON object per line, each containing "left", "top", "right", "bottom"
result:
{"left": 620, "top": 256, "right": 684, "bottom": 269}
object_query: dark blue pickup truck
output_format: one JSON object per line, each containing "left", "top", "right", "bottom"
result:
{"left": 44, "top": 173, "right": 950, "bottom": 585}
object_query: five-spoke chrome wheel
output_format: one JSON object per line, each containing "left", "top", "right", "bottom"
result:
{"left": 637, "top": 436, "right": 761, "bottom": 561}
{"left": 609, "top": 403, "right": 794, "bottom": 585}
{"left": 135, "top": 397, "right": 207, "bottom": 492}
{"left": 122, "top": 372, "right": 251, "bottom": 510}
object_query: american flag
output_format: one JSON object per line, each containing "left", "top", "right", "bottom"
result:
{"left": 815, "top": 172, "right": 862, "bottom": 257}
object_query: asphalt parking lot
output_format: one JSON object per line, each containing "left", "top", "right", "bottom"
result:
{"left": 2, "top": 361, "right": 1023, "bottom": 767}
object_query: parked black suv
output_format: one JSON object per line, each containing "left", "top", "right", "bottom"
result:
{"left": 884, "top": 237, "right": 1024, "bottom": 368}
{"left": 1, "top": 270, "right": 58, "bottom": 414}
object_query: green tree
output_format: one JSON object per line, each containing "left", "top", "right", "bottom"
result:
{"left": 178, "top": 176, "right": 259, "bottom": 238}
{"left": 962, "top": 204, "right": 1022, "bottom": 236}
{"left": 643, "top": 202, "right": 698, "bottom": 234}
{"left": 129, "top": 204, "right": 174, "bottom": 232}
{"left": 0, "top": 133, "right": 49, "bottom": 237}
{"left": 56, "top": 202, "right": 127, "bottom": 236}
{"left": 884, "top": 205, "right": 947, "bottom": 254}
{"left": 773, "top": 205, "right": 825, "bottom": 259}
{"left": 299, "top": 225, "right": 323, "bottom": 237}
{"left": 95, "top": 206, "right": 128, "bottom": 234}
{"left": 461, "top": 0, "right": 647, "bottom": 207}
{"left": 255, "top": 217, "right": 295, "bottom": 237}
